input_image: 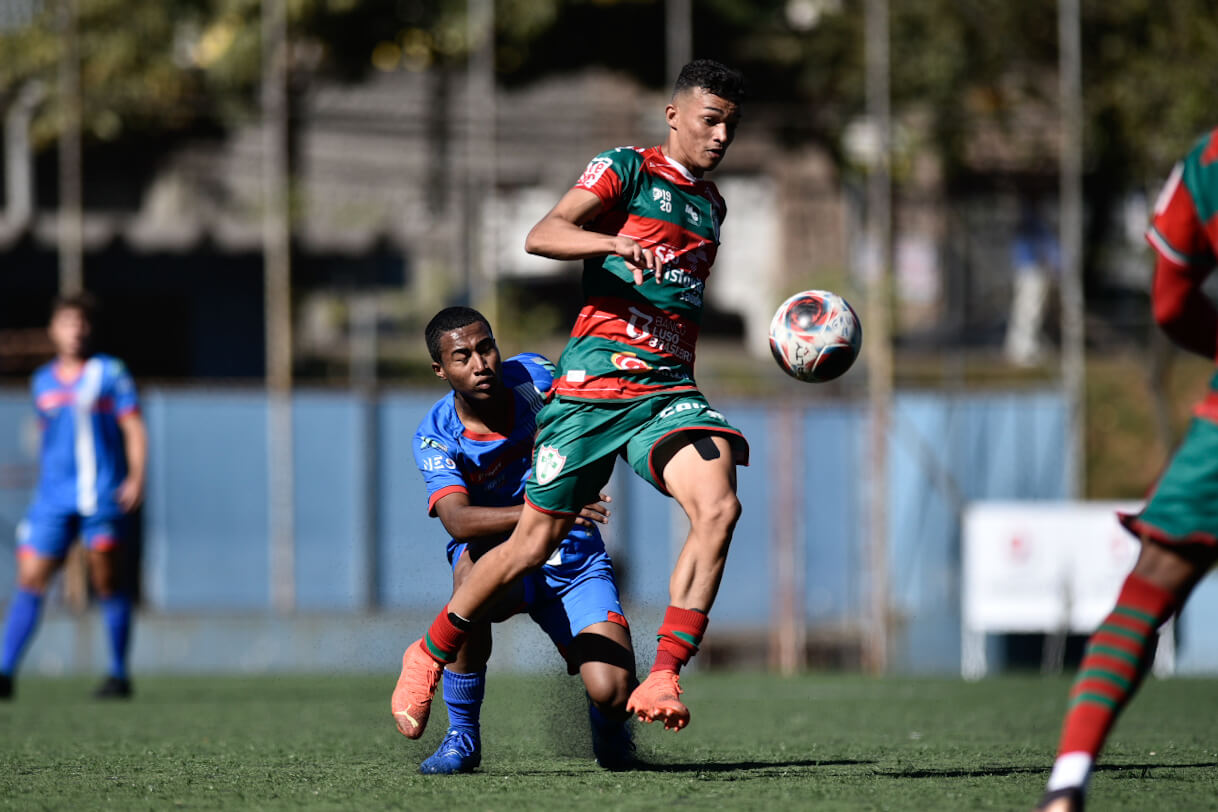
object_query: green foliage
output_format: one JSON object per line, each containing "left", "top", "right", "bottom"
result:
{"left": 3, "top": 672, "right": 1218, "bottom": 809}
{"left": 3, "top": 0, "right": 1217, "bottom": 192}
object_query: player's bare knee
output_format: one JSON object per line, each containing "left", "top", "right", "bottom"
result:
{"left": 1132, "top": 539, "right": 1213, "bottom": 595}
{"left": 15, "top": 571, "right": 50, "bottom": 594}
{"left": 585, "top": 669, "right": 631, "bottom": 714}
{"left": 689, "top": 492, "right": 742, "bottom": 538}
{"left": 16, "top": 558, "right": 56, "bottom": 593}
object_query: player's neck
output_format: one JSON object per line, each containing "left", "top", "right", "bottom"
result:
{"left": 660, "top": 144, "right": 702, "bottom": 179}
{"left": 454, "top": 391, "right": 513, "bottom": 436}
{"left": 54, "top": 355, "right": 87, "bottom": 381}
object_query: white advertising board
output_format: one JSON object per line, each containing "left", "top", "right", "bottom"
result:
{"left": 961, "top": 501, "right": 1173, "bottom": 679}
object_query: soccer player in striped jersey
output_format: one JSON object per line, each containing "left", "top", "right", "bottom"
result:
{"left": 396, "top": 307, "right": 637, "bottom": 772}
{"left": 1037, "top": 127, "right": 1218, "bottom": 811}
{"left": 0, "top": 294, "right": 147, "bottom": 700}
{"left": 392, "top": 59, "right": 748, "bottom": 738}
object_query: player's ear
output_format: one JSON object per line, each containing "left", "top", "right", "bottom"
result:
{"left": 432, "top": 361, "right": 445, "bottom": 380}
{"left": 665, "top": 102, "right": 678, "bottom": 130}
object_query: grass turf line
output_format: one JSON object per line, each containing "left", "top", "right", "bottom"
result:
{"left": 2, "top": 672, "right": 1217, "bottom": 810}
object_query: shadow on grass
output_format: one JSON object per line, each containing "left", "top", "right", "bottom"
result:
{"left": 1096, "top": 762, "right": 1218, "bottom": 774}
{"left": 876, "top": 762, "right": 1218, "bottom": 779}
{"left": 631, "top": 758, "right": 875, "bottom": 773}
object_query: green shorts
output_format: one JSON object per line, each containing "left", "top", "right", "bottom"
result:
{"left": 525, "top": 392, "right": 750, "bottom": 516}
{"left": 1120, "top": 416, "right": 1218, "bottom": 547}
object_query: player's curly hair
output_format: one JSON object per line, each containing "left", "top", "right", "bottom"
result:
{"left": 425, "top": 306, "right": 492, "bottom": 362}
{"left": 673, "top": 59, "right": 746, "bottom": 104}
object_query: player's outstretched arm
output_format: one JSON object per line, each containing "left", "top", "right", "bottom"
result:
{"left": 116, "top": 411, "right": 147, "bottom": 512}
{"left": 433, "top": 492, "right": 523, "bottom": 541}
{"left": 1151, "top": 253, "right": 1218, "bottom": 359}
{"left": 436, "top": 491, "right": 612, "bottom": 539}
{"left": 525, "top": 188, "right": 663, "bottom": 285}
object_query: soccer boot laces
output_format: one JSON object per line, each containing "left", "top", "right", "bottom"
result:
{"left": 419, "top": 728, "right": 481, "bottom": 775}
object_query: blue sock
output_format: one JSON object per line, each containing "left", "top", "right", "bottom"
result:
{"left": 442, "top": 668, "right": 485, "bottom": 735}
{"left": 1, "top": 588, "right": 45, "bottom": 676}
{"left": 588, "top": 698, "right": 617, "bottom": 731}
{"left": 99, "top": 593, "right": 132, "bottom": 680}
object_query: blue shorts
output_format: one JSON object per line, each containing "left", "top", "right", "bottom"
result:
{"left": 17, "top": 511, "right": 126, "bottom": 559}
{"left": 451, "top": 528, "right": 627, "bottom": 650}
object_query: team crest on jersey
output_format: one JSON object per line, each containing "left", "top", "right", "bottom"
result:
{"left": 684, "top": 203, "right": 700, "bottom": 225}
{"left": 610, "top": 351, "right": 653, "bottom": 371}
{"left": 534, "top": 444, "right": 566, "bottom": 485}
{"left": 577, "top": 157, "right": 614, "bottom": 189}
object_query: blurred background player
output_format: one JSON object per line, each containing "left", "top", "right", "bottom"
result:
{"left": 1004, "top": 201, "right": 1060, "bottom": 367}
{"left": 1036, "top": 126, "right": 1218, "bottom": 812}
{"left": 392, "top": 58, "right": 749, "bottom": 737}
{"left": 397, "top": 306, "right": 637, "bottom": 773}
{"left": 0, "top": 294, "right": 147, "bottom": 700}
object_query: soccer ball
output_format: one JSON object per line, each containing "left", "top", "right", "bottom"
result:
{"left": 768, "top": 290, "right": 863, "bottom": 383}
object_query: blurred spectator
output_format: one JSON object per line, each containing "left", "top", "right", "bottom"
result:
{"left": 1005, "top": 204, "right": 1060, "bottom": 366}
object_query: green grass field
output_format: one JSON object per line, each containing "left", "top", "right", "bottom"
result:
{"left": 2, "top": 672, "right": 1217, "bottom": 810}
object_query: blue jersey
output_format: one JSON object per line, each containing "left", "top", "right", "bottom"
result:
{"left": 413, "top": 353, "right": 602, "bottom": 563}
{"left": 29, "top": 354, "right": 139, "bottom": 519}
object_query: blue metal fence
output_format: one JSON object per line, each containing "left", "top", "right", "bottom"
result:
{"left": 0, "top": 384, "right": 1071, "bottom": 672}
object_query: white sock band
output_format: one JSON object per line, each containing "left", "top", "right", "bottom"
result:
{"left": 1047, "top": 751, "right": 1093, "bottom": 792}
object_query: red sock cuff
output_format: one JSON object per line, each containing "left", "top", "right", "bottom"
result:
{"left": 423, "top": 605, "right": 467, "bottom": 663}
{"left": 1120, "top": 573, "right": 1176, "bottom": 623}
{"left": 661, "top": 606, "right": 709, "bottom": 639}
{"left": 652, "top": 607, "right": 708, "bottom": 674}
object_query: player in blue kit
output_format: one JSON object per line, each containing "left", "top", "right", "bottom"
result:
{"left": 0, "top": 294, "right": 147, "bottom": 700}
{"left": 394, "top": 306, "right": 638, "bottom": 773}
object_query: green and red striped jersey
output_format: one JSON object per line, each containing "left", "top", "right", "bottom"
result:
{"left": 1147, "top": 126, "right": 1218, "bottom": 269}
{"left": 1147, "top": 126, "right": 1218, "bottom": 417}
{"left": 553, "top": 145, "right": 727, "bottom": 401}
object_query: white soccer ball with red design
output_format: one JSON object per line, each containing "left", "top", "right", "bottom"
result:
{"left": 768, "top": 290, "right": 863, "bottom": 383}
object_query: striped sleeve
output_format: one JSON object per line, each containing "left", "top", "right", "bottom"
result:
{"left": 574, "top": 147, "right": 641, "bottom": 209}
{"left": 1147, "top": 160, "right": 1214, "bottom": 268}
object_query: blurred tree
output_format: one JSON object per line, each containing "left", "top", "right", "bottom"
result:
{"left": 0, "top": 0, "right": 214, "bottom": 147}
{"left": 2, "top": 0, "right": 1216, "bottom": 189}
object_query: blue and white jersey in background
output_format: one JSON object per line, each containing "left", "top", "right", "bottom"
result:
{"left": 413, "top": 353, "right": 603, "bottom": 564}
{"left": 29, "top": 354, "right": 139, "bottom": 519}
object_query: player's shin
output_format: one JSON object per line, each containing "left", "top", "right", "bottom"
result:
{"left": 1046, "top": 572, "right": 1175, "bottom": 799}
{"left": 0, "top": 588, "right": 45, "bottom": 677}
{"left": 651, "top": 606, "right": 707, "bottom": 674}
{"left": 442, "top": 668, "right": 485, "bottom": 732}
{"left": 99, "top": 592, "right": 133, "bottom": 680}
{"left": 423, "top": 605, "right": 473, "bottom": 664}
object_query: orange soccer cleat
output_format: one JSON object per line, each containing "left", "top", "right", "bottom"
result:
{"left": 626, "top": 669, "right": 690, "bottom": 731}
{"left": 391, "top": 640, "right": 443, "bottom": 739}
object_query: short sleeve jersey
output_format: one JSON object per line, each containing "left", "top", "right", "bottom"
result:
{"left": 413, "top": 353, "right": 601, "bottom": 562}
{"left": 1148, "top": 127, "right": 1218, "bottom": 417}
{"left": 29, "top": 354, "right": 140, "bottom": 518}
{"left": 554, "top": 145, "right": 727, "bottom": 401}
{"left": 1147, "top": 126, "right": 1218, "bottom": 275}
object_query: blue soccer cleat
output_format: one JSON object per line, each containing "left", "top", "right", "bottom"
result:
{"left": 589, "top": 702, "right": 638, "bottom": 771}
{"left": 419, "top": 728, "right": 481, "bottom": 775}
